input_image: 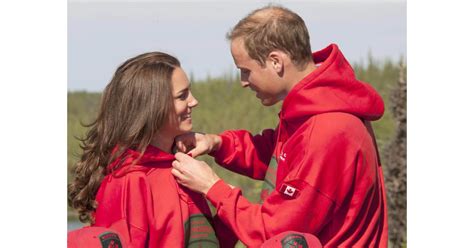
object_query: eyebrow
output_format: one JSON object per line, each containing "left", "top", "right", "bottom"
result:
{"left": 175, "top": 84, "right": 190, "bottom": 95}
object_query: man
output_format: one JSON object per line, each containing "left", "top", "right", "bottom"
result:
{"left": 171, "top": 5, "right": 388, "bottom": 247}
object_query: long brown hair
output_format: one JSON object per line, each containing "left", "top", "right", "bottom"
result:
{"left": 68, "top": 52, "right": 180, "bottom": 223}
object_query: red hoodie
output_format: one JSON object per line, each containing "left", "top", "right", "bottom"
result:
{"left": 93, "top": 145, "right": 236, "bottom": 247}
{"left": 206, "top": 44, "right": 388, "bottom": 247}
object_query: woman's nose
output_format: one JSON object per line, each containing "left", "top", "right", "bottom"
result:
{"left": 188, "top": 93, "right": 198, "bottom": 108}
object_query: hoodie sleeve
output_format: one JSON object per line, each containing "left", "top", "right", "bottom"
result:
{"left": 210, "top": 129, "right": 277, "bottom": 180}
{"left": 205, "top": 180, "right": 338, "bottom": 247}
{"left": 205, "top": 119, "right": 361, "bottom": 247}
{"left": 213, "top": 214, "right": 239, "bottom": 247}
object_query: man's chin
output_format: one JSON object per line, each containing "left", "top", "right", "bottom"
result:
{"left": 260, "top": 98, "right": 279, "bottom": 106}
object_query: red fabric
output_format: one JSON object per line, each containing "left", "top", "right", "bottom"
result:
{"left": 93, "top": 145, "right": 236, "bottom": 248}
{"left": 261, "top": 231, "right": 322, "bottom": 248}
{"left": 68, "top": 226, "right": 127, "bottom": 248}
{"left": 207, "top": 44, "right": 388, "bottom": 247}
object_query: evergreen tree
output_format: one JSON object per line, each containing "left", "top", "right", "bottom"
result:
{"left": 382, "top": 59, "right": 407, "bottom": 247}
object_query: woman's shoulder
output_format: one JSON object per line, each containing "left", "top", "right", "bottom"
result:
{"left": 113, "top": 167, "right": 173, "bottom": 188}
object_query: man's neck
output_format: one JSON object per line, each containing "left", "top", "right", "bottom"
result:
{"left": 285, "top": 62, "right": 318, "bottom": 94}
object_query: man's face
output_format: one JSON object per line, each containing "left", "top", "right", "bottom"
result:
{"left": 230, "top": 38, "right": 285, "bottom": 106}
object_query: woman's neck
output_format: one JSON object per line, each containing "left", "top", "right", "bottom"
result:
{"left": 150, "top": 133, "right": 175, "bottom": 154}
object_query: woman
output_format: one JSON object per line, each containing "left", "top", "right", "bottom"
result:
{"left": 68, "top": 52, "right": 235, "bottom": 247}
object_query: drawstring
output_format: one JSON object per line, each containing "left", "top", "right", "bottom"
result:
{"left": 276, "top": 112, "right": 284, "bottom": 162}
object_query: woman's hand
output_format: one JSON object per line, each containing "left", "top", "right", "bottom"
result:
{"left": 171, "top": 152, "right": 221, "bottom": 195}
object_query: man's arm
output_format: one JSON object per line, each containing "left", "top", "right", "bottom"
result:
{"left": 175, "top": 128, "right": 277, "bottom": 180}
{"left": 211, "top": 129, "right": 276, "bottom": 180}
{"left": 171, "top": 118, "right": 368, "bottom": 247}
{"left": 205, "top": 179, "right": 337, "bottom": 247}
{"left": 171, "top": 152, "right": 348, "bottom": 247}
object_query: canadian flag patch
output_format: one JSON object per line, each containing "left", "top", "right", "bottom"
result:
{"left": 279, "top": 183, "right": 300, "bottom": 198}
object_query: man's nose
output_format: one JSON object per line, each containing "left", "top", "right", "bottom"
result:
{"left": 240, "top": 80, "right": 249, "bottom": 88}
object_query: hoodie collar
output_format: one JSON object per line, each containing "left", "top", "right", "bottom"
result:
{"left": 108, "top": 145, "right": 175, "bottom": 177}
{"left": 280, "top": 43, "right": 384, "bottom": 124}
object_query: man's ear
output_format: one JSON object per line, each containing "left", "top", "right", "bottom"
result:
{"left": 268, "top": 51, "right": 284, "bottom": 73}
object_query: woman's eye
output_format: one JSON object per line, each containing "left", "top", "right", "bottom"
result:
{"left": 177, "top": 91, "right": 188, "bottom": 100}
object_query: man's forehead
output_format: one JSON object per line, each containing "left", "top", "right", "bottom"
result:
{"left": 230, "top": 38, "right": 250, "bottom": 64}
{"left": 230, "top": 38, "right": 245, "bottom": 54}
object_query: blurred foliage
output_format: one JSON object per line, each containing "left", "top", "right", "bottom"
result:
{"left": 68, "top": 56, "right": 406, "bottom": 246}
{"left": 67, "top": 91, "right": 101, "bottom": 177}
{"left": 382, "top": 60, "right": 407, "bottom": 247}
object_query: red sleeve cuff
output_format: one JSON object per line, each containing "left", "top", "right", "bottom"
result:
{"left": 209, "top": 134, "right": 232, "bottom": 162}
{"left": 206, "top": 179, "right": 233, "bottom": 207}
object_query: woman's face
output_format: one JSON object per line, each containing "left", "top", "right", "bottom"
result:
{"left": 162, "top": 67, "right": 198, "bottom": 137}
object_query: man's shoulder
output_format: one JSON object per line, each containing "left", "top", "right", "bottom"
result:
{"left": 287, "top": 112, "right": 368, "bottom": 153}
{"left": 296, "top": 112, "right": 365, "bottom": 137}
{"left": 310, "top": 112, "right": 364, "bottom": 126}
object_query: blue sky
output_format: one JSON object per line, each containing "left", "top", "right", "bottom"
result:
{"left": 68, "top": 0, "right": 406, "bottom": 92}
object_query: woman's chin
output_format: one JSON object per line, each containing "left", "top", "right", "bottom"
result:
{"left": 177, "top": 125, "right": 193, "bottom": 134}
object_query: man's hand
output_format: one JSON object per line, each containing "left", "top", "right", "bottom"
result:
{"left": 174, "top": 132, "right": 222, "bottom": 158}
{"left": 171, "top": 152, "right": 221, "bottom": 195}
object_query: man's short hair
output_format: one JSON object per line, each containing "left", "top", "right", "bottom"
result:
{"left": 227, "top": 5, "right": 313, "bottom": 69}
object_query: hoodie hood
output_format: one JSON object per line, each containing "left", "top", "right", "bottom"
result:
{"left": 281, "top": 44, "right": 384, "bottom": 123}
{"left": 108, "top": 145, "right": 175, "bottom": 177}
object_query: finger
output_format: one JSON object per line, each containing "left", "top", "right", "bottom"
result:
{"left": 174, "top": 138, "right": 185, "bottom": 152}
{"left": 175, "top": 140, "right": 187, "bottom": 153}
{"left": 172, "top": 160, "right": 182, "bottom": 171}
{"left": 175, "top": 140, "right": 183, "bottom": 152}
{"left": 175, "top": 152, "right": 193, "bottom": 162}
{"left": 171, "top": 168, "right": 185, "bottom": 179}
{"left": 186, "top": 148, "right": 198, "bottom": 158}
{"left": 188, "top": 147, "right": 206, "bottom": 158}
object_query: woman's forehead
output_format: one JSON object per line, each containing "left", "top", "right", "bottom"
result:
{"left": 171, "top": 67, "right": 190, "bottom": 91}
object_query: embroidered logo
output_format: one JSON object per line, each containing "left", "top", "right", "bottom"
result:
{"left": 281, "top": 233, "right": 309, "bottom": 248}
{"left": 279, "top": 152, "right": 287, "bottom": 161}
{"left": 98, "top": 232, "right": 123, "bottom": 248}
{"left": 279, "top": 183, "right": 300, "bottom": 198}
